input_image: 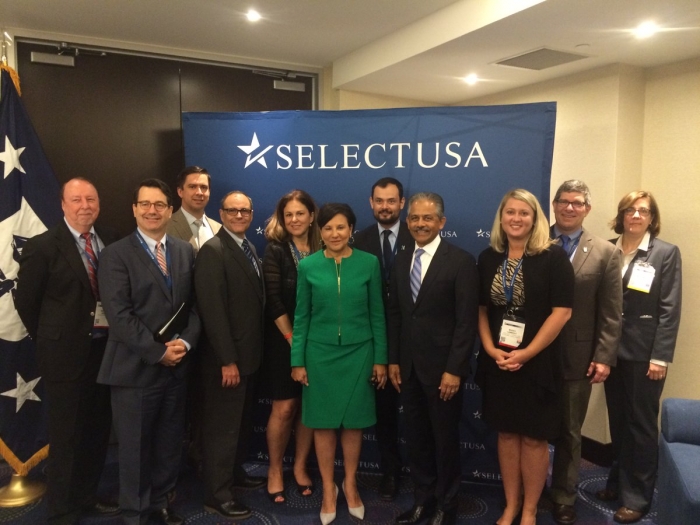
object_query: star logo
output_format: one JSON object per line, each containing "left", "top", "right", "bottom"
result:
{"left": 1, "top": 373, "right": 41, "bottom": 412}
{"left": 473, "top": 410, "right": 482, "bottom": 419}
{"left": 257, "top": 451, "right": 265, "bottom": 460}
{"left": 256, "top": 226, "right": 263, "bottom": 235}
{"left": 237, "top": 133, "right": 273, "bottom": 168}
{"left": 472, "top": 469, "right": 480, "bottom": 477}
{"left": 0, "top": 136, "right": 27, "bottom": 179}
{"left": 476, "top": 229, "right": 485, "bottom": 237}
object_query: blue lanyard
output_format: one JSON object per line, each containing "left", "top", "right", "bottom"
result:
{"left": 135, "top": 232, "right": 172, "bottom": 289}
{"left": 501, "top": 250, "right": 524, "bottom": 305}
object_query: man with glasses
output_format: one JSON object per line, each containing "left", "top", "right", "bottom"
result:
{"left": 548, "top": 180, "right": 623, "bottom": 525}
{"left": 97, "top": 178, "right": 200, "bottom": 525}
{"left": 167, "top": 166, "right": 221, "bottom": 254}
{"left": 194, "top": 191, "right": 265, "bottom": 520}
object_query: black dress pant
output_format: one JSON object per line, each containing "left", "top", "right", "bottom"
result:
{"left": 201, "top": 370, "right": 258, "bottom": 504}
{"left": 604, "top": 359, "right": 665, "bottom": 511}
{"left": 402, "top": 369, "right": 463, "bottom": 511}
{"left": 44, "top": 338, "right": 111, "bottom": 525}
{"left": 375, "top": 381, "right": 402, "bottom": 475}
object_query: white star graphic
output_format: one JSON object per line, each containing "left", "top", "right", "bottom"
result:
{"left": 237, "top": 133, "right": 273, "bottom": 168}
{"left": 472, "top": 470, "right": 480, "bottom": 477}
{"left": 256, "top": 226, "right": 263, "bottom": 235}
{"left": 256, "top": 451, "right": 265, "bottom": 460}
{"left": 1, "top": 373, "right": 41, "bottom": 412}
{"left": 473, "top": 411, "right": 482, "bottom": 419}
{"left": 476, "top": 229, "right": 485, "bottom": 237}
{"left": 0, "top": 136, "right": 27, "bottom": 179}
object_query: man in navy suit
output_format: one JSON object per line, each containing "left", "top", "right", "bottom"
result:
{"left": 353, "top": 177, "right": 413, "bottom": 500}
{"left": 97, "top": 178, "right": 200, "bottom": 525}
{"left": 16, "top": 178, "right": 120, "bottom": 524}
{"left": 388, "top": 192, "right": 479, "bottom": 525}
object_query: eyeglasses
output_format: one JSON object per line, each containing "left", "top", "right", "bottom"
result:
{"left": 222, "top": 207, "right": 252, "bottom": 217}
{"left": 136, "top": 201, "right": 169, "bottom": 211}
{"left": 623, "top": 207, "right": 651, "bottom": 217}
{"left": 554, "top": 199, "right": 587, "bottom": 210}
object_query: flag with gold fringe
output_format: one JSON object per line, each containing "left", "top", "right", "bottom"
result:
{"left": 0, "top": 65, "right": 62, "bottom": 475}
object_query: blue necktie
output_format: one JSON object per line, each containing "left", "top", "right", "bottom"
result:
{"left": 241, "top": 239, "right": 260, "bottom": 277}
{"left": 382, "top": 229, "right": 393, "bottom": 275}
{"left": 410, "top": 248, "right": 424, "bottom": 302}
{"left": 560, "top": 235, "right": 571, "bottom": 254}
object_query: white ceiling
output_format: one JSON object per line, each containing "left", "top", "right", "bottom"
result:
{"left": 3, "top": 0, "right": 700, "bottom": 104}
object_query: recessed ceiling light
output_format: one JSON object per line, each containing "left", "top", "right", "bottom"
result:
{"left": 633, "top": 21, "right": 658, "bottom": 39}
{"left": 463, "top": 73, "right": 478, "bottom": 85}
{"left": 246, "top": 9, "right": 261, "bottom": 22}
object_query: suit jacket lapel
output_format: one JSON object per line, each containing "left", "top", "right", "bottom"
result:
{"left": 57, "top": 222, "right": 92, "bottom": 293}
{"left": 412, "top": 240, "right": 446, "bottom": 308}
{"left": 571, "top": 230, "right": 593, "bottom": 275}
{"left": 130, "top": 233, "right": 173, "bottom": 301}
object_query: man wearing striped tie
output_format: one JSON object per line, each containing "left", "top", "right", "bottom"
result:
{"left": 97, "top": 178, "right": 200, "bottom": 525}
{"left": 16, "top": 177, "right": 121, "bottom": 524}
{"left": 387, "top": 192, "right": 479, "bottom": 525}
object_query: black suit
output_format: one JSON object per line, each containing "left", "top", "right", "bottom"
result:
{"left": 97, "top": 232, "right": 200, "bottom": 524}
{"left": 194, "top": 228, "right": 265, "bottom": 505}
{"left": 353, "top": 221, "right": 412, "bottom": 476}
{"left": 15, "top": 221, "right": 118, "bottom": 525}
{"left": 387, "top": 239, "right": 479, "bottom": 511}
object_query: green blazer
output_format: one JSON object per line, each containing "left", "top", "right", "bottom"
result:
{"left": 291, "top": 249, "right": 387, "bottom": 365}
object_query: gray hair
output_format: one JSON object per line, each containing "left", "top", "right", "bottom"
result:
{"left": 408, "top": 192, "right": 445, "bottom": 218}
{"left": 553, "top": 179, "right": 591, "bottom": 206}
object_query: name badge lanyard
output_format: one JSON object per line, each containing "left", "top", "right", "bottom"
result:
{"left": 501, "top": 252, "right": 524, "bottom": 309}
{"left": 136, "top": 232, "right": 172, "bottom": 289}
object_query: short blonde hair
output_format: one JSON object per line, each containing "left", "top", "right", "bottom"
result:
{"left": 490, "top": 188, "right": 553, "bottom": 254}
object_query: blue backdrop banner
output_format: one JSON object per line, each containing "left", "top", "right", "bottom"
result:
{"left": 182, "top": 103, "right": 557, "bottom": 484}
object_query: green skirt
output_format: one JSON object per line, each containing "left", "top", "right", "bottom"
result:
{"left": 301, "top": 339, "right": 376, "bottom": 429}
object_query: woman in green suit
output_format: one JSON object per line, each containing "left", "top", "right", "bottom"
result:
{"left": 291, "top": 203, "right": 387, "bottom": 525}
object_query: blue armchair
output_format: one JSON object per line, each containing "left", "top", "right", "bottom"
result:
{"left": 657, "top": 398, "right": 700, "bottom": 524}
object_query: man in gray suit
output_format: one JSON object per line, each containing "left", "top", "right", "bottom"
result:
{"left": 549, "top": 180, "right": 623, "bottom": 525}
{"left": 166, "top": 166, "right": 221, "bottom": 253}
{"left": 98, "top": 178, "right": 200, "bottom": 525}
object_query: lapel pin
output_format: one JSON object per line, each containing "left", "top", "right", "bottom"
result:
{"left": 583, "top": 247, "right": 588, "bottom": 253}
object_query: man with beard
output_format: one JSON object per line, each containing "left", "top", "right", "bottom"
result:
{"left": 353, "top": 177, "right": 413, "bottom": 500}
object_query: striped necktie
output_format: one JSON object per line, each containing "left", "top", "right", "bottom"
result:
{"left": 80, "top": 232, "right": 99, "bottom": 299}
{"left": 410, "top": 248, "right": 424, "bottom": 302}
{"left": 241, "top": 239, "right": 260, "bottom": 277}
{"left": 155, "top": 242, "right": 168, "bottom": 276}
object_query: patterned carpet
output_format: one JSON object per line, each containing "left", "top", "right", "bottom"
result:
{"left": 0, "top": 449, "right": 660, "bottom": 524}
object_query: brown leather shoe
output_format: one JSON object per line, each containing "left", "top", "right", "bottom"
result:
{"left": 613, "top": 507, "right": 645, "bottom": 524}
{"left": 552, "top": 503, "right": 577, "bottom": 524}
{"left": 595, "top": 488, "right": 619, "bottom": 502}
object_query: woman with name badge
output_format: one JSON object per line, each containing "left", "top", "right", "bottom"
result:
{"left": 596, "top": 191, "right": 682, "bottom": 524}
{"left": 291, "top": 203, "right": 387, "bottom": 525}
{"left": 475, "top": 189, "right": 574, "bottom": 525}
{"left": 260, "top": 190, "right": 320, "bottom": 504}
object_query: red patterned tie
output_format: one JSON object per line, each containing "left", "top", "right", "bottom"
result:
{"left": 156, "top": 242, "right": 168, "bottom": 276}
{"left": 81, "top": 233, "right": 100, "bottom": 299}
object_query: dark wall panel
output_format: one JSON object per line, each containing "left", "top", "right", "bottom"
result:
{"left": 17, "top": 42, "right": 313, "bottom": 237}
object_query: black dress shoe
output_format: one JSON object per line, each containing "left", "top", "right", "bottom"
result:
{"left": 82, "top": 501, "right": 121, "bottom": 517}
{"left": 232, "top": 475, "right": 266, "bottom": 490}
{"left": 379, "top": 472, "right": 399, "bottom": 501}
{"left": 396, "top": 503, "right": 435, "bottom": 524}
{"left": 552, "top": 503, "right": 577, "bottom": 524}
{"left": 429, "top": 509, "right": 457, "bottom": 525}
{"left": 150, "top": 507, "right": 183, "bottom": 525}
{"left": 204, "top": 500, "right": 252, "bottom": 520}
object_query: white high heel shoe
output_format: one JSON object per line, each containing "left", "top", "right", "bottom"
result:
{"left": 342, "top": 480, "right": 365, "bottom": 520}
{"left": 320, "top": 484, "right": 338, "bottom": 525}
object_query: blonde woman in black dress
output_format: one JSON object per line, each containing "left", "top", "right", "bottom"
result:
{"left": 261, "top": 190, "right": 320, "bottom": 504}
{"left": 476, "top": 189, "right": 574, "bottom": 525}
